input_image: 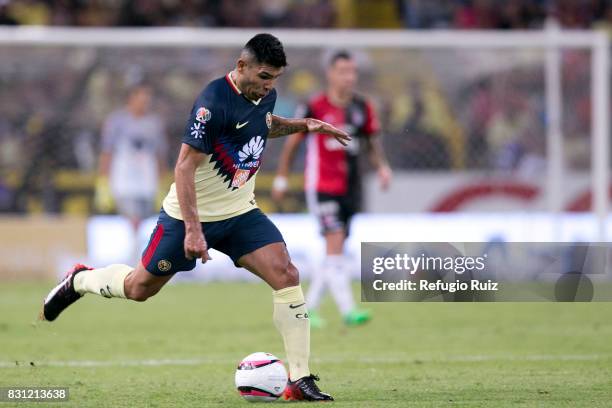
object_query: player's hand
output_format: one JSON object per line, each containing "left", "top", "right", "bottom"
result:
{"left": 94, "top": 177, "right": 114, "bottom": 213}
{"left": 378, "top": 165, "right": 392, "bottom": 191}
{"left": 271, "top": 175, "right": 288, "bottom": 202}
{"left": 184, "top": 229, "right": 212, "bottom": 263}
{"left": 306, "top": 118, "right": 351, "bottom": 146}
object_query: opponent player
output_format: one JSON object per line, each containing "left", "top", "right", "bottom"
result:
{"left": 41, "top": 34, "right": 349, "bottom": 402}
{"left": 272, "top": 50, "right": 392, "bottom": 328}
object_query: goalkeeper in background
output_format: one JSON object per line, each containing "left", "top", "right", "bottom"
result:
{"left": 272, "top": 50, "right": 392, "bottom": 328}
{"left": 95, "top": 82, "right": 168, "bottom": 260}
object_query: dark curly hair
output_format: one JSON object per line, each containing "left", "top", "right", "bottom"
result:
{"left": 243, "top": 33, "right": 287, "bottom": 68}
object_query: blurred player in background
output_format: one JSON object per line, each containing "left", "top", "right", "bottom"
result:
{"left": 272, "top": 50, "right": 392, "bottom": 328}
{"left": 42, "top": 34, "right": 350, "bottom": 402}
{"left": 95, "top": 83, "right": 167, "bottom": 260}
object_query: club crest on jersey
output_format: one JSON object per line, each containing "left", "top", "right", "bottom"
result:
{"left": 195, "top": 106, "right": 211, "bottom": 123}
{"left": 266, "top": 112, "right": 272, "bottom": 129}
{"left": 157, "top": 259, "right": 172, "bottom": 272}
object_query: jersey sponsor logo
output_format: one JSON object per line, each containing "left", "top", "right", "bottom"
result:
{"left": 266, "top": 112, "right": 272, "bottom": 129}
{"left": 157, "top": 259, "right": 172, "bottom": 272}
{"left": 234, "top": 161, "right": 260, "bottom": 169}
{"left": 238, "top": 136, "right": 264, "bottom": 162}
{"left": 235, "top": 121, "right": 249, "bottom": 129}
{"left": 231, "top": 168, "right": 250, "bottom": 188}
{"left": 195, "top": 106, "right": 211, "bottom": 123}
{"left": 295, "top": 313, "right": 309, "bottom": 319}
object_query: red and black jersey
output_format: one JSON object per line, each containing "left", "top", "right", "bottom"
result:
{"left": 296, "top": 92, "right": 379, "bottom": 196}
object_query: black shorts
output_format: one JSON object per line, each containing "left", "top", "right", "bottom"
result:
{"left": 309, "top": 192, "right": 358, "bottom": 236}
{"left": 141, "top": 208, "right": 285, "bottom": 276}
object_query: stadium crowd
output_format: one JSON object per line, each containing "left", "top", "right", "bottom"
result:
{"left": 0, "top": 1, "right": 612, "bottom": 30}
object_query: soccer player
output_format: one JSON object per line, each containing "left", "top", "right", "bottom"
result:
{"left": 272, "top": 50, "right": 392, "bottom": 328}
{"left": 95, "top": 82, "right": 167, "bottom": 260}
{"left": 41, "top": 34, "right": 349, "bottom": 402}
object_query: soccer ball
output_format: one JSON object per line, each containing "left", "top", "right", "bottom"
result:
{"left": 235, "top": 352, "right": 288, "bottom": 402}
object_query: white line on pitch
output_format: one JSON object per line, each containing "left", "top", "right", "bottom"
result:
{"left": 0, "top": 354, "right": 610, "bottom": 368}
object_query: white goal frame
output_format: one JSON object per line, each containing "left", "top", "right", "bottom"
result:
{"left": 0, "top": 26, "right": 608, "bottom": 240}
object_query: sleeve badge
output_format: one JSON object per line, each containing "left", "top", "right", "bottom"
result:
{"left": 196, "top": 106, "right": 212, "bottom": 123}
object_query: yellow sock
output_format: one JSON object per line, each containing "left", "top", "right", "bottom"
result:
{"left": 272, "top": 285, "right": 310, "bottom": 381}
{"left": 73, "top": 264, "right": 132, "bottom": 298}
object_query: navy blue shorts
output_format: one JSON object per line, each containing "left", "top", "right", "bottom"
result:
{"left": 141, "top": 208, "right": 285, "bottom": 276}
{"left": 311, "top": 192, "right": 357, "bottom": 236}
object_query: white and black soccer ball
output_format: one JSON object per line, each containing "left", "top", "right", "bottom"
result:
{"left": 235, "top": 352, "right": 288, "bottom": 402}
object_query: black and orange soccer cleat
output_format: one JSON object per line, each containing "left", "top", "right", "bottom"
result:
{"left": 283, "top": 374, "right": 334, "bottom": 402}
{"left": 40, "top": 263, "right": 93, "bottom": 322}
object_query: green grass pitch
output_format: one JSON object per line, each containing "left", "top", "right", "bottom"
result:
{"left": 1, "top": 281, "right": 611, "bottom": 407}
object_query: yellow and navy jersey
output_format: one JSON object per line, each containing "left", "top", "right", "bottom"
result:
{"left": 163, "top": 73, "right": 276, "bottom": 222}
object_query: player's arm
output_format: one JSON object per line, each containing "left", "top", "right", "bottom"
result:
{"left": 362, "top": 100, "right": 392, "bottom": 190}
{"left": 174, "top": 143, "right": 212, "bottom": 263}
{"left": 365, "top": 136, "right": 392, "bottom": 191}
{"left": 268, "top": 114, "right": 350, "bottom": 145}
{"left": 271, "top": 133, "right": 303, "bottom": 202}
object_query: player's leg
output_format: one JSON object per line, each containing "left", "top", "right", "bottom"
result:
{"left": 41, "top": 209, "right": 193, "bottom": 321}
{"left": 222, "top": 209, "right": 332, "bottom": 401}
{"left": 41, "top": 260, "right": 169, "bottom": 322}
{"left": 238, "top": 243, "right": 308, "bottom": 380}
{"left": 238, "top": 243, "right": 333, "bottom": 401}
{"left": 321, "top": 196, "right": 370, "bottom": 326}
{"left": 303, "top": 194, "right": 341, "bottom": 328}
{"left": 323, "top": 228, "right": 354, "bottom": 313}
{"left": 74, "top": 208, "right": 192, "bottom": 303}
{"left": 238, "top": 242, "right": 298, "bottom": 289}
{"left": 303, "top": 195, "right": 326, "bottom": 308}
{"left": 73, "top": 261, "right": 174, "bottom": 302}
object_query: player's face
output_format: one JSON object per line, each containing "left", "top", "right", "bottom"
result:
{"left": 128, "top": 87, "right": 152, "bottom": 115}
{"left": 327, "top": 58, "right": 357, "bottom": 94}
{"left": 239, "top": 61, "right": 284, "bottom": 100}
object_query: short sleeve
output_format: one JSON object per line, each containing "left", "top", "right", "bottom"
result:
{"left": 181, "top": 90, "right": 224, "bottom": 154}
{"left": 363, "top": 100, "right": 380, "bottom": 136}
